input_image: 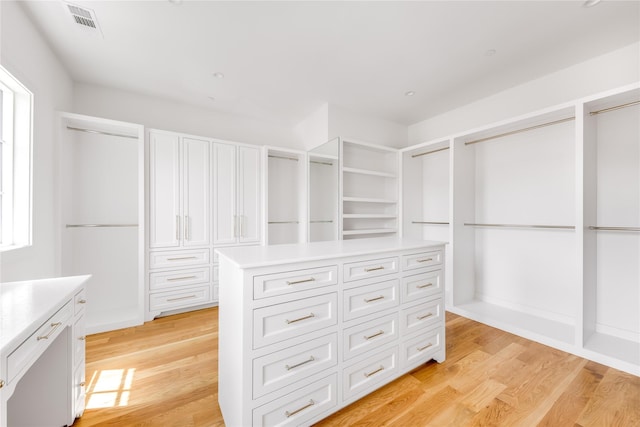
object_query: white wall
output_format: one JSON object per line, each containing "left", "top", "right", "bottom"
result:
{"left": 73, "top": 83, "right": 298, "bottom": 148}
{"left": 0, "top": 1, "right": 74, "bottom": 282}
{"left": 328, "top": 105, "right": 408, "bottom": 148}
{"left": 408, "top": 42, "right": 640, "bottom": 144}
{"left": 294, "top": 103, "right": 329, "bottom": 151}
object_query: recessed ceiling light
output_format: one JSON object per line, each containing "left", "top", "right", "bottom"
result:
{"left": 583, "top": 0, "right": 602, "bottom": 7}
{"left": 485, "top": 49, "right": 497, "bottom": 56}
{"left": 405, "top": 91, "right": 415, "bottom": 97}
{"left": 213, "top": 72, "right": 225, "bottom": 79}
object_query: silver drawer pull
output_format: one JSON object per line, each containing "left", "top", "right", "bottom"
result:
{"left": 78, "top": 336, "right": 86, "bottom": 341}
{"left": 167, "top": 275, "right": 197, "bottom": 281}
{"left": 364, "top": 365, "right": 385, "bottom": 378}
{"left": 167, "top": 256, "right": 198, "bottom": 261}
{"left": 167, "top": 295, "right": 197, "bottom": 302}
{"left": 79, "top": 381, "right": 86, "bottom": 387}
{"left": 0, "top": 380, "right": 4, "bottom": 389}
{"left": 285, "top": 399, "right": 315, "bottom": 418}
{"left": 287, "top": 277, "right": 316, "bottom": 285}
{"left": 417, "top": 257, "right": 433, "bottom": 263}
{"left": 364, "top": 295, "right": 384, "bottom": 303}
{"left": 364, "top": 330, "right": 384, "bottom": 340}
{"left": 77, "top": 298, "right": 87, "bottom": 304}
{"left": 37, "top": 322, "right": 63, "bottom": 341}
{"left": 286, "top": 313, "right": 315, "bottom": 324}
{"left": 364, "top": 266, "right": 384, "bottom": 272}
{"left": 416, "top": 283, "right": 433, "bottom": 289}
{"left": 417, "top": 343, "right": 434, "bottom": 351}
{"left": 285, "top": 356, "right": 315, "bottom": 371}
{"left": 417, "top": 312, "right": 434, "bottom": 320}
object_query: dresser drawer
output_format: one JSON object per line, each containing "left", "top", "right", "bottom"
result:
{"left": 253, "top": 374, "right": 337, "bottom": 427}
{"left": 401, "top": 269, "right": 443, "bottom": 304}
{"left": 73, "top": 314, "right": 86, "bottom": 368}
{"left": 343, "top": 279, "right": 399, "bottom": 322}
{"left": 213, "top": 284, "right": 219, "bottom": 301}
{"left": 149, "top": 248, "right": 210, "bottom": 269}
{"left": 7, "top": 302, "right": 72, "bottom": 383}
{"left": 73, "top": 362, "right": 86, "bottom": 418}
{"left": 74, "top": 287, "right": 87, "bottom": 315}
{"left": 149, "top": 267, "right": 210, "bottom": 291}
{"left": 343, "top": 256, "right": 398, "bottom": 283}
{"left": 253, "top": 265, "right": 338, "bottom": 300}
{"left": 253, "top": 293, "right": 337, "bottom": 349}
{"left": 402, "top": 249, "right": 443, "bottom": 271}
{"left": 149, "top": 285, "right": 211, "bottom": 312}
{"left": 253, "top": 333, "right": 338, "bottom": 399}
{"left": 401, "top": 326, "right": 443, "bottom": 368}
{"left": 343, "top": 313, "right": 398, "bottom": 361}
{"left": 343, "top": 346, "right": 399, "bottom": 401}
{"left": 401, "top": 299, "right": 444, "bottom": 335}
{"left": 213, "top": 265, "right": 219, "bottom": 283}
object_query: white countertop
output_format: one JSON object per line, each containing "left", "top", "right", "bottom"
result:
{"left": 0, "top": 275, "right": 90, "bottom": 352}
{"left": 216, "top": 237, "right": 447, "bottom": 269}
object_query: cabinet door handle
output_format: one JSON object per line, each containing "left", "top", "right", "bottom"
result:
{"left": 184, "top": 215, "right": 189, "bottom": 241}
{"left": 364, "top": 266, "right": 384, "bottom": 272}
{"left": 37, "top": 322, "right": 63, "bottom": 341}
{"left": 417, "top": 312, "right": 434, "bottom": 320}
{"left": 167, "top": 275, "right": 197, "bottom": 281}
{"left": 287, "top": 277, "right": 316, "bottom": 285}
{"left": 417, "top": 283, "right": 433, "bottom": 289}
{"left": 176, "top": 215, "right": 181, "bottom": 241}
{"left": 364, "top": 365, "right": 385, "bottom": 378}
{"left": 417, "top": 257, "right": 433, "bottom": 263}
{"left": 167, "top": 295, "right": 197, "bottom": 302}
{"left": 285, "top": 355, "right": 315, "bottom": 371}
{"left": 285, "top": 313, "right": 315, "bottom": 324}
{"left": 364, "top": 330, "right": 384, "bottom": 340}
{"left": 285, "top": 400, "right": 315, "bottom": 418}
{"left": 417, "top": 343, "right": 434, "bottom": 351}
{"left": 78, "top": 299, "right": 87, "bottom": 304}
{"left": 0, "top": 380, "right": 4, "bottom": 389}
{"left": 364, "top": 295, "right": 384, "bottom": 303}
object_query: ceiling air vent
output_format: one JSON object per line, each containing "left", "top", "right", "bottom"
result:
{"left": 64, "top": 2, "right": 103, "bottom": 36}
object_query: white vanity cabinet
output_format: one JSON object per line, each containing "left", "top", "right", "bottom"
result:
{"left": 217, "top": 237, "right": 445, "bottom": 427}
{"left": 0, "top": 275, "right": 90, "bottom": 427}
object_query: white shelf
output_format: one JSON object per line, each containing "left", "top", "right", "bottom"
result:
{"left": 342, "top": 167, "right": 396, "bottom": 178}
{"left": 343, "top": 214, "right": 397, "bottom": 219}
{"left": 343, "top": 197, "right": 397, "bottom": 204}
{"left": 342, "top": 228, "right": 398, "bottom": 236}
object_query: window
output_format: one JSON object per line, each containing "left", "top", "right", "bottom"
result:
{"left": 0, "top": 65, "right": 33, "bottom": 250}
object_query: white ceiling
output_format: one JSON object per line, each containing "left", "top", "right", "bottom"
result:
{"left": 20, "top": 1, "right": 640, "bottom": 127}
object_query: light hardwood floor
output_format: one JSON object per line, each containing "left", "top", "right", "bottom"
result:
{"left": 74, "top": 307, "right": 639, "bottom": 426}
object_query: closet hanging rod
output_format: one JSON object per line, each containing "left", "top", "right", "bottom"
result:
{"left": 310, "top": 160, "right": 334, "bottom": 166}
{"left": 464, "top": 116, "right": 575, "bottom": 146}
{"left": 411, "top": 147, "right": 449, "bottom": 158}
{"left": 589, "top": 100, "right": 640, "bottom": 116}
{"left": 268, "top": 221, "right": 299, "bottom": 224}
{"left": 310, "top": 220, "right": 334, "bottom": 223}
{"left": 588, "top": 226, "right": 640, "bottom": 232}
{"left": 412, "top": 221, "right": 449, "bottom": 225}
{"left": 66, "top": 126, "right": 138, "bottom": 140}
{"left": 269, "top": 154, "right": 299, "bottom": 162}
{"left": 464, "top": 223, "right": 575, "bottom": 230}
{"left": 66, "top": 224, "right": 139, "bottom": 228}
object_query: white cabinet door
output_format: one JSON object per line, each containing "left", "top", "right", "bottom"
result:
{"left": 182, "top": 137, "right": 210, "bottom": 247}
{"left": 238, "top": 145, "right": 261, "bottom": 244}
{"left": 213, "top": 142, "right": 238, "bottom": 245}
{"left": 149, "top": 131, "right": 180, "bottom": 248}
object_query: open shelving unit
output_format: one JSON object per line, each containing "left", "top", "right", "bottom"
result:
{"left": 308, "top": 138, "right": 339, "bottom": 242}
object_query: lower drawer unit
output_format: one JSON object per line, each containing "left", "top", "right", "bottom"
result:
{"left": 253, "top": 333, "right": 338, "bottom": 399}
{"left": 149, "top": 267, "right": 210, "bottom": 291}
{"left": 343, "top": 313, "right": 398, "bottom": 361}
{"left": 401, "top": 269, "right": 443, "bottom": 303}
{"left": 149, "top": 248, "right": 210, "bottom": 269}
{"left": 342, "top": 346, "right": 399, "bottom": 401}
{"left": 73, "top": 362, "right": 86, "bottom": 418}
{"left": 149, "top": 285, "right": 211, "bottom": 312}
{"left": 401, "top": 326, "right": 443, "bottom": 368}
{"left": 343, "top": 279, "right": 399, "bottom": 321}
{"left": 253, "top": 265, "right": 338, "bottom": 299}
{"left": 252, "top": 373, "right": 338, "bottom": 427}
{"left": 401, "top": 298, "right": 444, "bottom": 335}
{"left": 402, "top": 249, "right": 443, "bottom": 271}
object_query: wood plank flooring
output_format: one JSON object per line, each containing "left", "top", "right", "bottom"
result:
{"left": 73, "top": 308, "right": 639, "bottom": 426}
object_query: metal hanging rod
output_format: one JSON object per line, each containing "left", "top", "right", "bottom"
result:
{"left": 269, "top": 154, "right": 299, "bottom": 162}
{"left": 589, "top": 100, "right": 640, "bottom": 116}
{"left": 310, "top": 220, "right": 334, "bottom": 223}
{"left": 588, "top": 226, "right": 640, "bottom": 232}
{"left": 66, "top": 126, "right": 138, "bottom": 140}
{"left": 411, "top": 146, "right": 449, "bottom": 158}
{"left": 268, "top": 221, "right": 299, "bottom": 224}
{"left": 310, "top": 160, "right": 334, "bottom": 166}
{"left": 464, "top": 223, "right": 575, "bottom": 230}
{"left": 66, "top": 224, "right": 139, "bottom": 228}
{"left": 412, "top": 221, "right": 449, "bottom": 225}
{"left": 465, "top": 116, "right": 575, "bottom": 146}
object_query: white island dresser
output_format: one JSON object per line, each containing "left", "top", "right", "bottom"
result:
{"left": 217, "top": 237, "right": 446, "bottom": 427}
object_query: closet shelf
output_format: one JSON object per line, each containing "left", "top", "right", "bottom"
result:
{"left": 342, "top": 228, "right": 397, "bottom": 236}
{"left": 342, "top": 167, "right": 396, "bottom": 178}
{"left": 343, "top": 196, "right": 397, "bottom": 204}
{"left": 344, "top": 214, "right": 397, "bottom": 219}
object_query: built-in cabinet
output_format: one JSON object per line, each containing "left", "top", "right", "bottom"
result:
{"left": 308, "top": 138, "right": 340, "bottom": 242}
{"left": 340, "top": 139, "right": 399, "bottom": 239}
{"left": 213, "top": 141, "right": 261, "bottom": 246}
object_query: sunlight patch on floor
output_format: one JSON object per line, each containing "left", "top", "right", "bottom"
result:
{"left": 85, "top": 368, "right": 136, "bottom": 409}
